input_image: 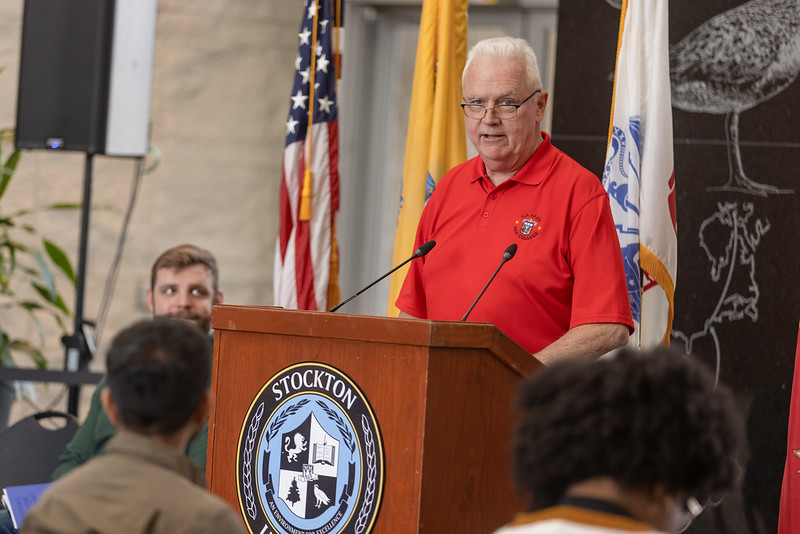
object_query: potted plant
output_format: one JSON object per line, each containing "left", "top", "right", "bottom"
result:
{"left": 0, "top": 128, "right": 76, "bottom": 430}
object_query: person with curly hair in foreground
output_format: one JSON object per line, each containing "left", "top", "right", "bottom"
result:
{"left": 495, "top": 347, "right": 743, "bottom": 534}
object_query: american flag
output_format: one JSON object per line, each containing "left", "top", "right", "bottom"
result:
{"left": 274, "top": 0, "right": 343, "bottom": 311}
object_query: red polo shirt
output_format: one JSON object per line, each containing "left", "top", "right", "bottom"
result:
{"left": 396, "top": 133, "right": 633, "bottom": 355}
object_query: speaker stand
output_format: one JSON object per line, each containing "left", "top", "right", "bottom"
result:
{"left": 62, "top": 153, "right": 97, "bottom": 416}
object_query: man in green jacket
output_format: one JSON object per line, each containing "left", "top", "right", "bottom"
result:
{"left": 51, "top": 243, "right": 224, "bottom": 479}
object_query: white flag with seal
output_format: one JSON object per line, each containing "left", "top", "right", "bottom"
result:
{"left": 602, "top": 0, "right": 677, "bottom": 347}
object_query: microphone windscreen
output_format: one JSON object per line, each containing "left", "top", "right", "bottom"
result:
{"left": 414, "top": 240, "right": 436, "bottom": 258}
{"left": 503, "top": 243, "right": 518, "bottom": 261}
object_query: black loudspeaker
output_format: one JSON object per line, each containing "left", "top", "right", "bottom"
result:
{"left": 15, "top": 0, "right": 158, "bottom": 157}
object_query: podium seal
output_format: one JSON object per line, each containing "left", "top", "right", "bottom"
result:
{"left": 237, "top": 362, "right": 385, "bottom": 534}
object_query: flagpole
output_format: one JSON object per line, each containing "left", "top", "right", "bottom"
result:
{"left": 300, "top": 0, "right": 320, "bottom": 222}
{"left": 326, "top": 0, "right": 343, "bottom": 307}
{"left": 333, "top": 0, "right": 342, "bottom": 80}
{"left": 605, "top": 0, "right": 627, "bottom": 146}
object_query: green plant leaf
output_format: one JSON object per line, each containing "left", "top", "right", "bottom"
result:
{"left": 19, "top": 264, "right": 39, "bottom": 277}
{"left": 19, "top": 300, "right": 45, "bottom": 311}
{"left": 0, "top": 242, "right": 15, "bottom": 292}
{"left": 52, "top": 312, "right": 69, "bottom": 333}
{"left": 32, "top": 282, "right": 70, "bottom": 315}
{"left": 7, "top": 339, "right": 47, "bottom": 368}
{"left": 11, "top": 202, "right": 82, "bottom": 217}
{"left": 43, "top": 239, "right": 76, "bottom": 284}
{"left": 14, "top": 298, "right": 47, "bottom": 346}
{"left": 0, "top": 329, "right": 47, "bottom": 368}
{"left": 32, "top": 250, "right": 57, "bottom": 298}
{"left": 0, "top": 332, "right": 13, "bottom": 367}
{"left": 0, "top": 148, "right": 21, "bottom": 200}
{"left": 47, "top": 202, "right": 82, "bottom": 210}
{"left": 0, "top": 252, "right": 9, "bottom": 287}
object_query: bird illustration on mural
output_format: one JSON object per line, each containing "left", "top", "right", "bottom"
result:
{"left": 669, "top": 0, "right": 800, "bottom": 196}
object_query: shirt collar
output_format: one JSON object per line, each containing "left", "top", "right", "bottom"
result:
{"left": 106, "top": 429, "right": 205, "bottom": 486}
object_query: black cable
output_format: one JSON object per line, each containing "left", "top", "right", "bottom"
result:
{"left": 93, "top": 155, "right": 146, "bottom": 349}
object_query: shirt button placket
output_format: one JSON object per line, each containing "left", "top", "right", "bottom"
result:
{"left": 478, "top": 191, "right": 498, "bottom": 228}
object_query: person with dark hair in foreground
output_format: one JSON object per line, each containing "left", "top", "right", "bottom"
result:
{"left": 495, "top": 347, "right": 743, "bottom": 534}
{"left": 20, "top": 318, "right": 245, "bottom": 534}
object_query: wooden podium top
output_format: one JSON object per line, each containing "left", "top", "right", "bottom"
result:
{"left": 211, "top": 304, "right": 540, "bottom": 378}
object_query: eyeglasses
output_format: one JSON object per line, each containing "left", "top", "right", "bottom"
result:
{"left": 460, "top": 89, "right": 541, "bottom": 120}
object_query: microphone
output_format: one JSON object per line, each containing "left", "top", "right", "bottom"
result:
{"left": 328, "top": 240, "right": 436, "bottom": 312}
{"left": 460, "top": 243, "right": 517, "bottom": 321}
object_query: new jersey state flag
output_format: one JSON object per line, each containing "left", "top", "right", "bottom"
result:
{"left": 779, "top": 324, "right": 800, "bottom": 533}
{"left": 386, "top": 0, "right": 468, "bottom": 316}
{"left": 602, "top": 0, "right": 677, "bottom": 347}
{"left": 275, "top": 0, "right": 343, "bottom": 311}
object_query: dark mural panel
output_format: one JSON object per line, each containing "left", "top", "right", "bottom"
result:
{"left": 552, "top": 1, "right": 800, "bottom": 533}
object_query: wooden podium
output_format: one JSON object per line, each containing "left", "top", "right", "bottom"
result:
{"left": 208, "top": 305, "right": 542, "bottom": 533}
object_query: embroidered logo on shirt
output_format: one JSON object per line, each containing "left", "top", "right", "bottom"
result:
{"left": 236, "top": 362, "right": 385, "bottom": 534}
{"left": 514, "top": 214, "right": 542, "bottom": 240}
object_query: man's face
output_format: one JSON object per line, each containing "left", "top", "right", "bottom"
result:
{"left": 146, "top": 264, "right": 221, "bottom": 333}
{"left": 462, "top": 56, "right": 546, "bottom": 179}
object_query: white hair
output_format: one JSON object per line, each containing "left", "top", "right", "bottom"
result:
{"left": 462, "top": 36, "right": 543, "bottom": 92}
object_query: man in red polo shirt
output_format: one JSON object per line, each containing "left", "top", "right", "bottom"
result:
{"left": 396, "top": 36, "right": 633, "bottom": 364}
